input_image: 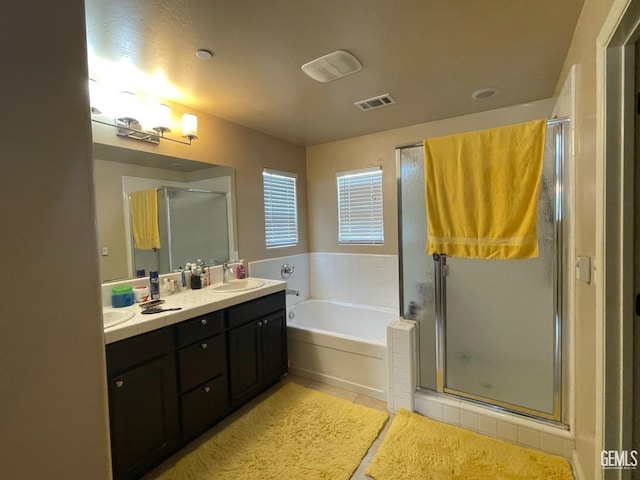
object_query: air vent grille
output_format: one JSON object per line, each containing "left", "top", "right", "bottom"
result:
{"left": 354, "top": 94, "right": 396, "bottom": 111}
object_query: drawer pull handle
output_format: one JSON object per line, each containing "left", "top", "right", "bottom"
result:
{"left": 257, "top": 321, "right": 263, "bottom": 327}
{"left": 264, "top": 319, "right": 269, "bottom": 325}
{"left": 115, "top": 380, "right": 124, "bottom": 388}
{"left": 201, "top": 343, "right": 208, "bottom": 349}
{"left": 201, "top": 319, "right": 207, "bottom": 325}
{"left": 203, "top": 386, "right": 211, "bottom": 393}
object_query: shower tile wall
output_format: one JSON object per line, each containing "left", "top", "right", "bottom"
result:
{"left": 248, "top": 253, "right": 309, "bottom": 306}
{"left": 309, "top": 253, "right": 399, "bottom": 310}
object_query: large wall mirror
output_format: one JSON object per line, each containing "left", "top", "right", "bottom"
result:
{"left": 94, "top": 144, "right": 238, "bottom": 283}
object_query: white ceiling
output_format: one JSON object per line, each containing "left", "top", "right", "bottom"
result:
{"left": 85, "top": 0, "right": 584, "bottom": 146}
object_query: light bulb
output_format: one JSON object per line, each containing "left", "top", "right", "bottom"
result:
{"left": 116, "top": 91, "right": 139, "bottom": 124}
{"left": 182, "top": 113, "right": 198, "bottom": 139}
{"left": 153, "top": 104, "right": 172, "bottom": 133}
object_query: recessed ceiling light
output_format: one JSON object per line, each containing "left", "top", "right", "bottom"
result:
{"left": 471, "top": 87, "right": 499, "bottom": 100}
{"left": 195, "top": 49, "right": 214, "bottom": 60}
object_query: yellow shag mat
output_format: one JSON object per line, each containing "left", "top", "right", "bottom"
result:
{"left": 366, "top": 409, "right": 574, "bottom": 480}
{"left": 157, "top": 382, "right": 388, "bottom": 480}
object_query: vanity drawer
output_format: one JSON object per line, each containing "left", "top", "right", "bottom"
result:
{"left": 175, "top": 311, "right": 224, "bottom": 347}
{"left": 226, "top": 291, "right": 285, "bottom": 329}
{"left": 178, "top": 333, "right": 226, "bottom": 392}
{"left": 106, "top": 328, "right": 173, "bottom": 376}
{"left": 181, "top": 375, "right": 228, "bottom": 439}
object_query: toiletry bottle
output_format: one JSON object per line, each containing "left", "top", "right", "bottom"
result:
{"left": 236, "top": 263, "right": 246, "bottom": 279}
{"left": 150, "top": 271, "right": 160, "bottom": 300}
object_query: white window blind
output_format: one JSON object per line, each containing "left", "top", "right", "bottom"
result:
{"left": 337, "top": 167, "right": 384, "bottom": 245}
{"left": 263, "top": 169, "right": 298, "bottom": 248}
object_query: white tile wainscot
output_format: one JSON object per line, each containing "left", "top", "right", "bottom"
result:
{"left": 248, "top": 254, "right": 309, "bottom": 307}
{"left": 387, "top": 319, "right": 417, "bottom": 412}
{"left": 310, "top": 253, "right": 399, "bottom": 310}
{"left": 414, "top": 391, "right": 575, "bottom": 460}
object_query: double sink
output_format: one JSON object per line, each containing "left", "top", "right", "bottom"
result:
{"left": 102, "top": 278, "right": 265, "bottom": 329}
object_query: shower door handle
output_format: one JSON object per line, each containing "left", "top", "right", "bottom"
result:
{"left": 433, "top": 253, "right": 446, "bottom": 392}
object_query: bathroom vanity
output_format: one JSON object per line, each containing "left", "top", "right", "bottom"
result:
{"left": 104, "top": 284, "right": 287, "bottom": 480}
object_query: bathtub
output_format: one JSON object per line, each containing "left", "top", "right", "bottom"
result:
{"left": 286, "top": 299, "right": 397, "bottom": 401}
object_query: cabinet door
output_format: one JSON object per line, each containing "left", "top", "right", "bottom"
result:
{"left": 228, "top": 320, "right": 262, "bottom": 407}
{"left": 108, "top": 355, "right": 179, "bottom": 480}
{"left": 261, "top": 310, "right": 288, "bottom": 383}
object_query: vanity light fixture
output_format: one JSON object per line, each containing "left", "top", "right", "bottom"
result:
{"left": 90, "top": 87, "right": 199, "bottom": 146}
{"left": 88, "top": 79, "right": 102, "bottom": 114}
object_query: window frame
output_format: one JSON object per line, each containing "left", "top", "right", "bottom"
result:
{"left": 336, "top": 166, "right": 384, "bottom": 245}
{"left": 262, "top": 168, "right": 299, "bottom": 249}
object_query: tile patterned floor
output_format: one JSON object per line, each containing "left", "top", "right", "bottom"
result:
{"left": 144, "top": 373, "right": 393, "bottom": 479}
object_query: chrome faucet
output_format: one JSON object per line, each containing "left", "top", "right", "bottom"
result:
{"left": 222, "top": 262, "right": 235, "bottom": 284}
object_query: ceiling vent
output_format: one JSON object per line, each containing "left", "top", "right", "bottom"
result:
{"left": 302, "top": 50, "right": 362, "bottom": 83}
{"left": 354, "top": 94, "right": 396, "bottom": 111}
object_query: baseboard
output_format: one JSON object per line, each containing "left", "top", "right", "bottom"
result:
{"left": 289, "top": 366, "right": 387, "bottom": 401}
{"left": 571, "top": 450, "right": 586, "bottom": 480}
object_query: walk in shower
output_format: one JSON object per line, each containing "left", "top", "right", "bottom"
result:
{"left": 398, "top": 120, "right": 567, "bottom": 422}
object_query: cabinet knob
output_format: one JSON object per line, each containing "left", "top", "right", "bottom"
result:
{"left": 257, "top": 321, "right": 263, "bottom": 327}
{"left": 201, "top": 343, "right": 208, "bottom": 349}
{"left": 264, "top": 319, "right": 268, "bottom": 325}
{"left": 115, "top": 380, "right": 124, "bottom": 388}
{"left": 203, "top": 386, "right": 211, "bottom": 393}
{"left": 201, "top": 319, "right": 207, "bottom": 325}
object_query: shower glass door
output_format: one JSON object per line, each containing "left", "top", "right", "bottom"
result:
{"left": 398, "top": 121, "right": 564, "bottom": 421}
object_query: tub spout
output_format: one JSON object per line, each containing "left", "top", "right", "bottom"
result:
{"left": 286, "top": 289, "right": 300, "bottom": 296}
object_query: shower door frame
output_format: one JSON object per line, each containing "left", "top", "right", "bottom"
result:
{"left": 397, "top": 118, "right": 569, "bottom": 423}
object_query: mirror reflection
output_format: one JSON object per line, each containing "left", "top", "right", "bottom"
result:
{"left": 94, "top": 144, "right": 238, "bottom": 282}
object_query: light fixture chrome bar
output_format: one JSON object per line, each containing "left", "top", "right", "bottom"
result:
{"left": 91, "top": 118, "right": 195, "bottom": 146}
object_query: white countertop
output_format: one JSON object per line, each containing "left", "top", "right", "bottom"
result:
{"left": 103, "top": 278, "right": 286, "bottom": 344}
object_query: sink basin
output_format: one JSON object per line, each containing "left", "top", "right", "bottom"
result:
{"left": 103, "top": 309, "right": 135, "bottom": 329}
{"left": 211, "top": 279, "right": 265, "bottom": 292}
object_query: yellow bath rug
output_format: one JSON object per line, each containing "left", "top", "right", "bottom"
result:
{"left": 366, "top": 409, "right": 573, "bottom": 480}
{"left": 156, "top": 383, "right": 388, "bottom": 480}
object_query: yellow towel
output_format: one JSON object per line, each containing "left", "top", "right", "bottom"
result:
{"left": 423, "top": 119, "right": 546, "bottom": 259}
{"left": 130, "top": 189, "right": 161, "bottom": 250}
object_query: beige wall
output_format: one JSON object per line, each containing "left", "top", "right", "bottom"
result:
{"left": 306, "top": 98, "right": 554, "bottom": 254}
{"left": 92, "top": 100, "right": 307, "bottom": 264}
{"left": 0, "top": 1, "right": 112, "bottom": 479}
{"left": 552, "top": 0, "right": 616, "bottom": 478}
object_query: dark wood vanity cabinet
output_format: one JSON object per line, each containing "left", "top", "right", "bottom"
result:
{"left": 106, "top": 329, "right": 179, "bottom": 480}
{"left": 227, "top": 291, "right": 288, "bottom": 407}
{"left": 175, "top": 311, "right": 228, "bottom": 440}
{"left": 105, "top": 291, "right": 286, "bottom": 480}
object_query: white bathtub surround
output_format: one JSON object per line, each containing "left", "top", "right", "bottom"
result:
{"left": 287, "top": 299, "right": 396, "bottom": 401}
{"left": 248, "top": 254, "right": 309, "bottom": 306}
{"left": 414, "top": 392, "right": 575, "bottom": 460}
{"left": 309, "top": 253, "right": 399, "bottom": 310}
{"left": 387, "top": 319, "right": 418, "bottom": 412}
